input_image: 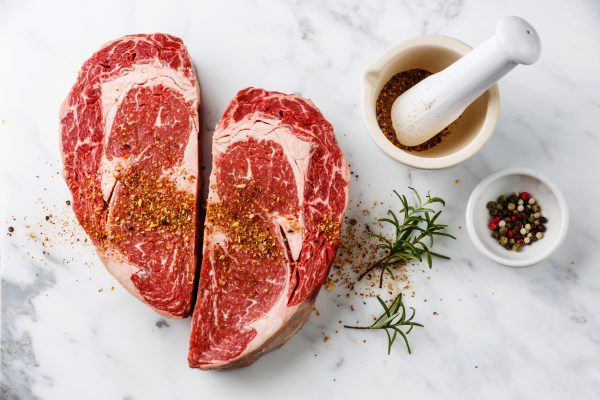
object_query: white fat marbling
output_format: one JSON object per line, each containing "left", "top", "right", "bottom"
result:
{"left": 1, "top": 0, "right": 599, "bottom": 399}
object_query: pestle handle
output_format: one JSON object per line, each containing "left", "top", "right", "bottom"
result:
{"left": 391, "top": 16, "right": 541, "bottom": 147}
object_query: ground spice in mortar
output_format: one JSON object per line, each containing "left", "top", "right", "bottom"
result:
{"left": 376, "top": 68, "right": 451, "bottom": 152}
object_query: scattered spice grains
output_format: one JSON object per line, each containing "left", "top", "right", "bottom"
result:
{"left": 487, "top": 192, "right": 547, "bottom": 251}
{"left": 7, "top": 164, "right": 103, "bottom": 273}
{"left": 328, "top": 199, "right": 416, "bottom": 300}
{"left": 376, "top": 69, "right": 452, "bottom": 152}
{"left": 325, "top": 278, "right": 336, "bottom": 292}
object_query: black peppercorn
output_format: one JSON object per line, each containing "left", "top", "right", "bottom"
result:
{"left": 538, "top": 224, "right": 546, "bottom": 232}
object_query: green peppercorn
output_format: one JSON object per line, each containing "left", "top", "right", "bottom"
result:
{"left": 532, "top": 205, "right": 540, "bottom": 212}
{"left": 528, "top": 216, "right": 535, "bottom": 223}
{"left": 499, "top": 236, "right": 508, "bottom": 246}
{"left": 498, "top": 195, "right": 507, "bottom": 203}
{"left": 487, "top": 201, "right": 497, "bottom": 210}
{"left": 512, "top": 244, "right": 521, "bottom": 252}
{"left": 496, "top": 203, "right": 503, "bottom": 210}
{"left": 499, "top": 227, "right": 508, "bottom": 235}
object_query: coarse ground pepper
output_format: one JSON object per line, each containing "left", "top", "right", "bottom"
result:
{"left": 107, "top": 168, "right": 196, "bottom": 245}
{"left": 376, "top": 69, "right": 451, "bottom": 152}
{"left": 206, "top": 183, "right": 283, "bottom": 259}
{"left": 318, "top": 213, "right": 341, "bottom": 244}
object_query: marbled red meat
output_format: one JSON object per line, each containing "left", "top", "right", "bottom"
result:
{"left": 188, "top": 88, "right": 349, "bottom": 369}
{"left": 60, "top": 34, "right": 201, "bottom": 318}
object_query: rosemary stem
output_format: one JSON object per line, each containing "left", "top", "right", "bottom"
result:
{"left": 357, "top": 254, "right": 388, "bottom": 282}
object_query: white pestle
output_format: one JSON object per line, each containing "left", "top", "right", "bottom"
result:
{"left": 391, "top": 16, "right": 541, "bottom": 147}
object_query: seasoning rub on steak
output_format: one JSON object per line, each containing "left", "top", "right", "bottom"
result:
{"left": 60, "top": 34, "right": 201, "bottom": 318}
{"left": 188, "top": 88, "right": 349, "bottom": 369}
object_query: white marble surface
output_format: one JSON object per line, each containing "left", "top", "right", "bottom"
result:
{"left": 2, "top": 0, "right": 600, "bottom": 399}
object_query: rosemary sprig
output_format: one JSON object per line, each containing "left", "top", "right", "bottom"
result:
{"left": 345, "top": 292, "right": 423, "bottom": 354}
{"left": 358, "top": 187, "right": 456, "bottom": 288}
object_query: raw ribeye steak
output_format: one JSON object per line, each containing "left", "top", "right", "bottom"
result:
{"left": 188, "top": 88, "right": 349, "bottom": 369}
{"left": 60, "top": 34, "right": 201, "bottom": 318}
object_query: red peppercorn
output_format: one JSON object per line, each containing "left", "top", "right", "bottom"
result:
{"left": 493, "top": 216, "right": 501, "bottom": 223}
{"left": 488, "top": 222, "right": 498, "bottom": 231}
{"left": 520, "top": 192, "right": 530, "bottom": 201}
{"left": 517, "top": 239, "right": 524, "bottom": 245}
{"left": 511, "top": 216, "right": 516, "bottom": 222}
{"left": 507, "top": 230, "right": 514, "bottom": 238}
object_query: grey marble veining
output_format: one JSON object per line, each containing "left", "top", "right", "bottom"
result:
{"left": 1, "top": 0, "right": 600, "bottom": 399}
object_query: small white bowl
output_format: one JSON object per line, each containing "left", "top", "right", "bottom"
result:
{"left": 362, "top": 35, "right": 500, "bottom": 169}
{"left": 466, "top": 168, "right": 569, "bottom": 267}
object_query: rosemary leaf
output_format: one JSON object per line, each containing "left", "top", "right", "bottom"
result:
{"left": 345, "top": 293, "right": 423, "bottom": 354}
{"left": 358, "top": 188, "right": 456, "bottom": 288}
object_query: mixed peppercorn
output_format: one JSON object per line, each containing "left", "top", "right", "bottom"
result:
{"left": 486, "top": 192, "right": 547, "bottom": 252}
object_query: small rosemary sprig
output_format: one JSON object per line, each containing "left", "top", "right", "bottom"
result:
{"left": 359, "top": 187, "right": 456, "bottom": 288}
{"left": 345, "top": 292, "right": 423, "bottom": 354}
